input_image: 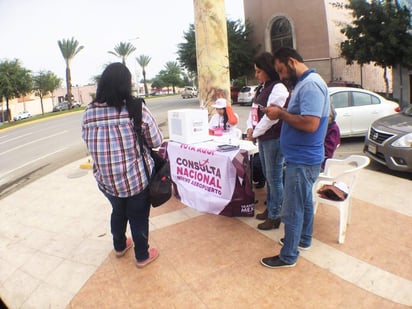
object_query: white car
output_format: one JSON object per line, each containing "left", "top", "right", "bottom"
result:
{"left": 13, "top": 111, "right": 32, "bottom": 121}
{"left": 237, "top": 85, "right": 258, "bottom": 105}
{"left": 181, "top": 86, "right": 198, "bottom": 99}
{"left": 329, "top": 87, "right": 399, "bottom": 138}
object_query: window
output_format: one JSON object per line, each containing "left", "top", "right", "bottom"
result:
{"left": 330, "top": 92, "right": 349, "bottom": 109}
{"left": 352, "top": 92, "right": 376, "bottom": 106}
{"left": 271, "top": 17, "right": 293, "bottom": 52}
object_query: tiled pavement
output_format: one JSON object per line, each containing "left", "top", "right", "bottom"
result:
{"left": 0, "top": 157, "right": 411, "bottom": 308}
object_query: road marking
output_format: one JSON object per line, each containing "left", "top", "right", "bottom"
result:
{"left": 0, "top": 132, "right": 33, "bottom": 145}
{"left": 0, "top": 147, "right": 68, "bottom": 181}
{"left": 0, "top": 131, "right": 68, "bottom": 156}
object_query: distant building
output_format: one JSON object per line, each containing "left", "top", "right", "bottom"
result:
{"left": 0, "top": 84, "right": 96, "bottom": 122}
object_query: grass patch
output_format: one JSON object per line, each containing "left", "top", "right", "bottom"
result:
{"left": 0, "top": 107, "right": 85, "bottom": 131}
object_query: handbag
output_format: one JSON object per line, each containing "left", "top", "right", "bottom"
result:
{"left": 146, "top": 149, "right": 172, "bottom": 207}
{"left": 132, "top": 98, "right": 172, "bottom": 207}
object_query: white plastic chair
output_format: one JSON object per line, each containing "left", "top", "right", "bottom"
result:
{"left": 313, "top": 155, "right": 370, "bottom": 244}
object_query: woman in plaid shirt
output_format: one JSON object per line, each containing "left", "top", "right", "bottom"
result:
{"left": 82, "top": 63, "right": 163, "bottom": 268}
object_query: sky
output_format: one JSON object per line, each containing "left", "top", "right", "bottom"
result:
{"left": 0, "top": 0, "right": 245, "bottom": 86}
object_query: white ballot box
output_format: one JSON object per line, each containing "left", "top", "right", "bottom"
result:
{"left": 168, "top": 109, "right": 211, "bottom": 144}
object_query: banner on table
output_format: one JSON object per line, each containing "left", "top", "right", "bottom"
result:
{"left": 167, "top": 142, "right": 237, "bottom": 214}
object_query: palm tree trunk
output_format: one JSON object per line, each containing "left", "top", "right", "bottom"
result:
{"left": 143, "top": 70, "right": 148, "bottom": 97}
{"left": 66, "top": 66, "right": 73, "bottom": 107}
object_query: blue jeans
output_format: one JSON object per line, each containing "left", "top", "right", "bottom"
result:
{"left": 101, "top": 187, "right": 151, "bottom": 262}
{"left": 258, "top": 138, "right": 284, "bottom": 219}
{"left": 280, "top": 163, "right": 320, "bottom": 264}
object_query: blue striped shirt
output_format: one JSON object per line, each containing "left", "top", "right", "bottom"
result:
{"left": 82, "top": 102, "right": 163, "bottom": 197}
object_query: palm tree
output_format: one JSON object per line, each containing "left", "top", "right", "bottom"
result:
{"left": 136, "top": 54, "right": 151, "bottom": 97}
{"left": 108, "top": 42, "right": 136, "bottom": 65}
{"left": 163, "top": 61, "right": 183, "bottom": 94}
{"left": 57, "top": 37, "right": 84, "bottom": 107}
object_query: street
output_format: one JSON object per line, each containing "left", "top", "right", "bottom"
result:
{"left": 0, "top": 96, "right": 409, "bottom": 199}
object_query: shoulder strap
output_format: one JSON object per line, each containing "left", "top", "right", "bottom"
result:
{"left": 131, "top": 98, "right": 144, "bottom": 137}
{"left": 130, "top": 98, "right": 151, "bottom": 179}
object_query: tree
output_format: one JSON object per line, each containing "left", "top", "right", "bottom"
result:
{"left": 136, "top": 54, "right": 151, "bottom": 97}
{"left": 108, "top": 42, "right": 136, "bottom": 65}
{"left": 33, "top": 71, "right": 61, "bottom": 115}
{"left": 177, "top": 19, "right": 258, "bottom": 81}
{"left": 0, "top": 59, "right": 32, "bottom": 122}
{"left": 160, "top": 61, "right": 183, "bottom": 94}
{"left": 177, "top": 24, "right": 197, "bottom": 74}
{"left": 57, "top": 37, "right": 84, "bottom": 107}
{"left": 337, "top": 0, "right": 412, "bottom": 95}
{"left": 151, "top": 77, "right": 166, "bottom": 91}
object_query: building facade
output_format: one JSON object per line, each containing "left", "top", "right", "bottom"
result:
{"left": 0, "top": 85, "right": 96, "bottom": 122}
{"left": 243, "top": 0, "right": 397, "bottom": 95}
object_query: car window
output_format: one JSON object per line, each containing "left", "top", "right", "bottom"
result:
{"left": 330, "top": 92, "right": 349, "bottom": 108}
{"left": 371, "top": 96, "right": 380, "bottom": 105}
{"left": 240, "top": 87, "right": 251, "bottom": 93}
{"left": 352, "top": 92, "right": 377, "bottom": 106}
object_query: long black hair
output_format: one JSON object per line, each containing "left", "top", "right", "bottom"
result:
{"left": 94, "top": 62, "right": 134, "bottom": 113}
{"left": 254, "top": 52, "right": 280, "bottom": 82}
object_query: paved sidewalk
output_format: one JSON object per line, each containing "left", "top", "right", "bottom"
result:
{"left": 0, "top": 157, "right": 411, "bottom": 308}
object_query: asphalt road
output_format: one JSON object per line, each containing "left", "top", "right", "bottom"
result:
{"left": 0, "top": 95, "right": 409, "bottom": 199}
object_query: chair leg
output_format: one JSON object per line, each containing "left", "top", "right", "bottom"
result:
{"left": 313, "top": 183, "right": 319, "bottom": 214}
{"left": 338, "top": 203, "right": 349, "bottom": 244}
{"left": 314, "top": 200, "right": 319, "bottom": 214}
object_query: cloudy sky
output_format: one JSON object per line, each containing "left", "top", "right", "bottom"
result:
{"left": 0, "top": 0, "right": 244, "bottom": 86}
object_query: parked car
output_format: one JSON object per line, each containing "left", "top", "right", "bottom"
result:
{"left": 72, "top": 101, "right": 81, "bottom": 108}
{"left": 181, "top": 86, "right": 198, "bottom": 99}
{"left": 363, "top": 104, "right": 412, "bottom": 172}
{"left": 329, "top": 87, "right": 399, "bottom": 138}
{"left": 237, "top": 85, "right": 258, "bottom": 105}
{"left": 230, "top": 85, "right": 243, "bottom": 104}
{"left": 13, "top": 111, "right": 31, "bottom": 121}
{"left": 52, "top": 101, "right": 70, "bottom": 112}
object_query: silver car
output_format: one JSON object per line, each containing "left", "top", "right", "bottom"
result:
{"left": 364, "top": 104, "right": 412, "bottom": 172}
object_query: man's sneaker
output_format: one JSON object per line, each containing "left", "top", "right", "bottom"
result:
{"left": 279, "top": 238, "right": 311, "bottom": 251}
{"left": 260, "top": 255, "right": 296, "bottom": 268}
{"left": 115, "top": 238, "right": 133, "bottom": 257}
{"left": 135, "top": 248, "right": 159, "bottom": 268}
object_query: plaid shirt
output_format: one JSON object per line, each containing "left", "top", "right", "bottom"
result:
{"left": 81, "top": 102, "right": 163, "bottom": 197}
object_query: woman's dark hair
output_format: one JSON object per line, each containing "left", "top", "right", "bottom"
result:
{"left": 223, "top": 109, "right": 229, "bottom": 130}
{"left": 94, "top": 62, "right": 133, "bottom": 113}
{"left": 273, "top": 47, "right": 304, "bottom": 65}
{"left": 254, "top": 52, "right": 279, "bottom": 81}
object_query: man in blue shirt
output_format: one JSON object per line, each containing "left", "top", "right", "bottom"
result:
{"left": 261, "top": 47, "right": 329, "bottom": 268}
